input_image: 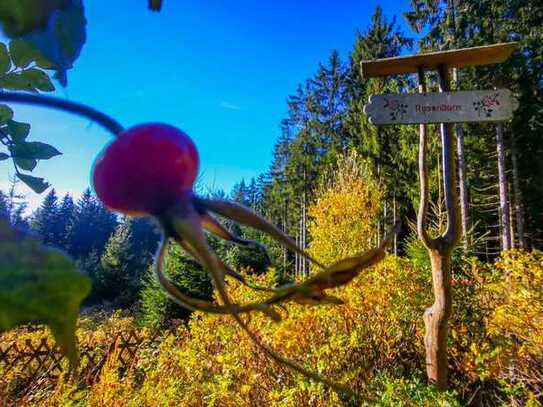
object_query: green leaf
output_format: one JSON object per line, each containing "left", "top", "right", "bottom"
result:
{"left": 0, "top": 152, "right": 9, "bottom": 160}
{"left": 6, "top": 40, "right": 56, "bottom": 72}
{"left": 16, "top": 172, "right": 50, "bottom": 193}
{"left": 0, "top": 0, "right": 67, "bottom": 37}
{"left": 7, "top": 120, "right": 30, "bottom": 142}
{"left": 0, "top": 1, "right": 86, "bottom": 86}
{"left": 0, "top": 72, "right": 35, "bottom": 91}
{"left": 20, "top": 68, "right": 55, "bottom": 92}
{"left": 0, "top": 43, "right": 10, "bottom": 73}
{"left": 0, "top": 219, "right": 91, "bottom": 367}
{"left": 12, "top": 141, "right": 61, "bottom": 160}
{"left": 0, "top": 104, "right": 14, "bottom": 124}
{"left": 15, "top": 157, "right": 37, "bottom": 171}
{"left": 9, "top": 39, "right": 36, "bottom": 68}
{"left": 23, "top": 0, "right": 86, "bottom": 87}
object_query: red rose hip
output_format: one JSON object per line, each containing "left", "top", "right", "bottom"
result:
{"left": 92, "top": 123, "right": 199, "bottom": 216}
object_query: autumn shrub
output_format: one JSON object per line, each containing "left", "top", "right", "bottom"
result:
{"left": 467, "top": 250, "right": 543, "bottom": 405}
{"left": 79, "top": 259, "right": 439, "bottom": 406}
{"left": 308, "top": 151, "right": 382, "bottom": 265}
{"left": 0, "top": 311, "right": 143, "bottom": 406}
{"left": 5, "top": 250, "right": 542, "bottom": 406}
{"left": 367, "top": 374, "right": 461, "bottom": 406}
{"left": 3, "top": 148, "right": 541, "bottom": 406}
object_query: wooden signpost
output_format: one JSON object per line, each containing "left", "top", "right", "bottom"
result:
{"left": 364, "top": 89, "right": 518, "bottom": 125}
{"left": 360, "top": 42, "right": 517, "bottom": 391}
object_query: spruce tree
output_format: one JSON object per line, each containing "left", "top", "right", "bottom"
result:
{"left": 33, "top": 189, "right": 61, "bottom": 247}
{"left": 67, "top": 188, "right": 117, "bottom": 259}
{"left": 141, "top": 242, "right": 212, "bottom": 327}
{"left": 57, "top": 194, "right": 76, "bottom": 251}
{"left": 0, "top": 190, "right": 9, "bottom": 222}
{"left": 96, "top": 217, "right": 160, "bottom": 307}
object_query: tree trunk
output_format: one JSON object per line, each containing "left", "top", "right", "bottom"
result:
{"left": 511, "top": 134, "right": 526, "bottom": 249}
{"left": 295, "top": 232, "right": 299, "bottom": 277}
{"left": 301, "top": 170, "right": 308, "bottom": 276}
{"left": 283, "top": 197, "right": 288, "bottom": 270}
{"left": 452, "top": 68, "right": 470, "bottom": 249}
{"left": 496, "top": 122, "right": 512, "bottom": 251}
{"left": 384, "top": 199, "right": 388, "bottom": 244}
{"left": 393, "top": 192, "right": 397, "bottom": 255}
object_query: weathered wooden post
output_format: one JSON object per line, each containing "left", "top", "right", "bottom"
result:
{"left": 361, "top": 43, "right": 518, "bottom": 390}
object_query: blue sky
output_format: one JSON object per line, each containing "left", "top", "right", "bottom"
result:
{"left": 1, "top": 0, "right": 412, "bottom": 210}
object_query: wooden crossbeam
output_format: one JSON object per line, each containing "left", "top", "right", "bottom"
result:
{"left": 360, "top": 42, "right": 518, "bottom": 78}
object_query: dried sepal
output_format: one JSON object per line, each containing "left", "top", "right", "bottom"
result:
{"left": 177, "top": 236, "right": 276, "bottom": 293}
{"left": 159, "top": 199, "right": 399, "bottom": 401}
{"left": 262, "top": 222, "right": 400, "bottom": 306}
{"left": 155, "top": 238, "right": 282, "bottom": 321}
{"left": 200, "top": 212, "right": 272, "bottom": 265}
{"left": 197, "top": 198, "right": 325, "bottom": 269}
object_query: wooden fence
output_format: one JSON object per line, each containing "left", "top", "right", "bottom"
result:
{"left": 0, "top": 329, "right": 166, "bottom": 385}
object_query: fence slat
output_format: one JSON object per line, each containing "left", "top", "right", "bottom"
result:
{"left": 0, "top": 329, "right": 168, "bottom": 383}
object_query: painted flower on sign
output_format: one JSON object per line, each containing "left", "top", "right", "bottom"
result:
{"left": 384, "top": 97, "right": 408, "bottom": 121}
{"left": 474, "top": 92, "right": 500, "bottom": 117}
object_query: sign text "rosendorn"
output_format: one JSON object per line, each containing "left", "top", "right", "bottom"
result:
{"left": 416, "top": 104, "right": 462, "bottom": 113}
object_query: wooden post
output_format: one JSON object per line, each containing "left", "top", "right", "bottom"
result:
{"left": 361, "top": 42, "right": 517, "bottom": 392}
{"left": 417, "top": 65, "right": 461, "bottom": 390}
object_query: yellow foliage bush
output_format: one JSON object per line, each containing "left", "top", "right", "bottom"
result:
{"left": 96, "top": 260, "right": 442, "bottom": 406}
{"left": 3, "top": 251, "right": 542, "bottom": 406}
{"left": 470, "top": 249, "right": 543, "bottom": 404}
{"left": 308, "top": 152, "right": 382, "bottom": 265}
{"left": 487, "top": 250, "right": 543, "bottom": 356}
{"left": 2, "top": 259, "right": 449, "bottom": 406}
{"left": 1, "top": 149, "right": 541, "bottom": 405}
{"left": 127, "top": 258, "right": 454, "bottom": 406}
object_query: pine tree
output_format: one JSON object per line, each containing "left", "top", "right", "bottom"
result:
{"left": 67, "top": 188, "right": 117, "bottom": 259}
{"left": 246, "top": 178, "right": 258, "bottom": 210}
{"left": 346, "top": 6, "right": 415, "bottom": 242}
{"left": 96, "top": 217, "right": 160, "bottom": 307}
{"left": 231, "top": 179, "right": 248, "bottom": 205}
{"left": 57, "top": 194, "right": 76, "bottom": 250}
{"left": 141, "top": 242, "right": 212, "bottom": 327}
{"left": 0, "top": 190, "right": 9, "bottom": 221}
{"left": 33, "top": 188, "right": 62, "bottom": 247}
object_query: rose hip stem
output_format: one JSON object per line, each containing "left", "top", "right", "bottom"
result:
{"left": 0, "top": 92, "right": 124, "bottom": 136}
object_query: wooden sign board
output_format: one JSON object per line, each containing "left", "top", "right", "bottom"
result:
{"left": 360, "top": 42, "right": 517, "bottom": 78}
{"left": 363, "top": 89, "right": 518, "bottom": 125}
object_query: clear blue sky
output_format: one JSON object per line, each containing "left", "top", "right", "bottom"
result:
{"left": 1, "top": 0, "right": 412, "bottom": 209}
